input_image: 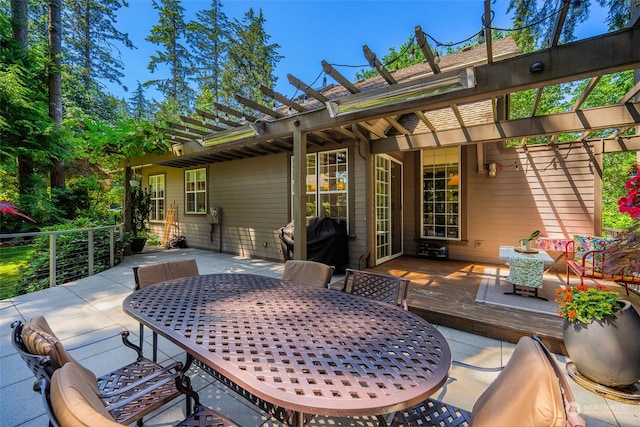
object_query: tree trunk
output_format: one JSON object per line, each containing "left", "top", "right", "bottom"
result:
{"left": 48, "top": 0, "right": 65, "bottom": 190}
{"left": 11, "top": 0, "right": 35, "bottom": 196}
{"left": 10, "top": 0, "right": 28, "bottom": 48}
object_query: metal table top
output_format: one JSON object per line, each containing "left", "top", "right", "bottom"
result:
{"left": 123, "top": 273, "right": 451, "bottom": 418}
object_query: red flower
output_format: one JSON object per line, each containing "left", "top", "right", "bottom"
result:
{"left": 576, "top": 284, "right": 589, "bottom": 292}
{"left": 563, "top": 293, "right": 573, "bottom": 302}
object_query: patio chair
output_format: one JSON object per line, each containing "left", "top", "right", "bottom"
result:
{"left": 389, "top": 335, "right": 586, "bottom": 427}
{"left": 11, "top": 316, "right": 184, "bottom": 427}
{"left": 33, "top": 361, "right": 239, "bottom": 427}
{"left": 282, "top": 259, "right": 335, "bottom": 288}
{"left": 340, "top": 268, "right": 410, "bottom": 310}
{"left": 133, "top": 258, "right": 199, "bottom": 361}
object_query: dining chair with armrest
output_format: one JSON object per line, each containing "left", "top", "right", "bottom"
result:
{"left": 282, "top": 259, "right": 335, "bottom": 288}
{"left": 133, "top": 258, "right": 199, "bottom": 361}
{"left": 11, "top": 316, "right": 184, "bottom": 427}
{"left": 340, "top": 268, "right": 410, "bottom": 310}
{"left": 33, "top": 361, "right": 239, "bottom": 427}
{"left": 389, "top": 335, "right": 586, "bottom": 427}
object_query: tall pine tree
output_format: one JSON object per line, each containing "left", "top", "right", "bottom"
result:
{"left": 186, "top": 0, "right": 230, "bottom": 111}
{"left": 220, "top": 8, "right": 281, "bottom": 111}
{"left": 146, "top": 0, "right": 193, "bottom": 112}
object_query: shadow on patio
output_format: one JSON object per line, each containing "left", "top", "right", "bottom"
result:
{"left": 2, "top": 247, "right": 638, "bottom": 426}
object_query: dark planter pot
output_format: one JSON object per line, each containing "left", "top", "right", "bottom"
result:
{"left": 130, "top": 237, "right": 147, "bottom": 254}
{"left": 563, "top": 300, "right": 640, "bottom": 387}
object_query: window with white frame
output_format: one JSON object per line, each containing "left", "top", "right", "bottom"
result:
{"left": 149, "top": 174, "right": 165, "bottom": 221}
{"left": 422, "top": 146, "right": 460, "bottom": 239}
{"left": 185, "top": 168, "right": 207, "bottom": 213}
{"left": 294, "top": 149, "right": 348, "bottom": 224}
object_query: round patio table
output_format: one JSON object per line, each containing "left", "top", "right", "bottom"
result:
{"left": 123, "top": 273, "right": 451, "bottom": 426}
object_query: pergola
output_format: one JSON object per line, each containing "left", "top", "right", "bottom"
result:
{"left": 131, "top": 1, "right": 640, "bottom": 258}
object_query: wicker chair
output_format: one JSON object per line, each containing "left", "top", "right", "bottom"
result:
{"left": 133, "top": 258, "right": 200, "bottom": 361}
{"left": 11, "top": 317, "right": 183, "bottom": 427}
{"left": 33, "top": 362, "right": 239, "bottom": 427}
{"left": 340, "top": 268, "right": 410, "bottom": 310}
{"left": 389, "top": 335, "right": 586, "bottom": 427}
{"left": 282, "top": 259, "right": 335, "bottom": 287}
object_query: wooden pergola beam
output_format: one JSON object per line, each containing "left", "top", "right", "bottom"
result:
{"left": 180, "top": 115, "right": 225, "bottom": 132}
{"left": 322, "top": 60, "right": 360, "bottom": 94}
{"left": 363, "top": 45, "right": 397, "bottom": 85}
{"left": 260, "top": 85, "right": 306, "bottom": 113}
{"left": 213, "top": 102, "right": 257, "bottom": 123}
{"left": 373, "top": 102, "right": 640, "bottom": 150}
{"left": 287, "top": 74, "right": 329, "bottom": 103}
{"left": 415, "top": 25, "right": 441, "bottom": 74}
{"left": 166, "top": 122, "right": 208, "bottom": 136}
{"left": 483, "top": 0, "right": 493, "bottom": 64}
{"left": 195, "top": 108, "right": 240, "bottom": 128}
{"left": 234, "top": 94, "right": 285, "bottom": 119}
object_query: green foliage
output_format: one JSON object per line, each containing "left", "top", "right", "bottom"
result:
{"left": 130, "top": 186, "right": 152, "bottom": 237}
{"left": 146, "top": 0, "right": 194, "bottom": 109}
{"left": 220, "top": 7, "right": 281, "bottom": 110}
{"left": 0, "top": 245, "right": 32, "bottom": 299}
{"left": 13, "top": 220, "right": 124, "bottom": 295}
{"left": 187, "top": 0, "right": 230, "bottom": 105}
{"left": 555, "top": 283, "right": 622, "bottom": 324}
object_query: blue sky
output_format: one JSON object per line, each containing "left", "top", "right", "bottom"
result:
{"left": 112, "top": 0, "right": 609, "bottom": 102}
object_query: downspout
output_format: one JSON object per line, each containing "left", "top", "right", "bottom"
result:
{"left": 352, "top": 124, "right": 371, "bottom": 269}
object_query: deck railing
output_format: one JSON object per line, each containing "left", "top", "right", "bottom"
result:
{"left": 0, "top": 224, "right": 125, "bottom": 299}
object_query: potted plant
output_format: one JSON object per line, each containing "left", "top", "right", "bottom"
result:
{"left": 129, "top": 186, "right": 152, "bottom": 254}
{"left": 556, "top": 283, "right": 640, "bottom": 386}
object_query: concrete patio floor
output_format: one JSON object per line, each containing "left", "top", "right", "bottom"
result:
{"left": 1, "top": 247, "right": 638, "bottom": 426}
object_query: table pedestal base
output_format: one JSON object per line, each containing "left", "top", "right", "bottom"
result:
{"left": 504, "top": 284, "right": 548, "bottom": 301}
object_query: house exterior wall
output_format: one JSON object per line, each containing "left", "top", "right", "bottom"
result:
{"left": 142, "top": 144, "right": 369, "bottom": 269}
{"left": 401, "top": 142, "right": 599, "bottom": 265}
{"left": 141, "top": 140, "right": 599, "bottom": 269}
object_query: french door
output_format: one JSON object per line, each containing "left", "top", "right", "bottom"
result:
{"left": 375, "top": 155, "right": 403, "bottom": 264}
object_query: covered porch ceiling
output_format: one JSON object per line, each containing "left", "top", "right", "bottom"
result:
{"left": 132, "top": 2, "right": 640, "bottom": 169}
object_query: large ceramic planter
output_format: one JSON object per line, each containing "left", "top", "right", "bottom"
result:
{"left": 563, "top": 300, "right": 640, "bottom": 387}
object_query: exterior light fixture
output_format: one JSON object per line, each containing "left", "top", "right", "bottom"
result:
{"left": 203, "top": 125, "right": 258, "bottom": 147}
{"left": 326, "top": 67, "right": 475, "bottom": 118}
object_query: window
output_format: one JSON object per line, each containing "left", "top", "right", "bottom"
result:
{"left": 422, "top": 147, "right": 460, "bottom": 239}
{"left": 185, "top": 168, "right": 207, "bottom": 213}
{"left": 295, "top": 149, "right": 348, "bottom": 224}
{"left": 149, "top": 174, "right": 165, "bottom": 221}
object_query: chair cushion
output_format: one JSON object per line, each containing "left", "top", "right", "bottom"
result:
{"left": 471, "top": 336, "right": 565, "bottom": 427}
{"left": 136, "top": 259, "right": 199, "bottom": 288}
{"left": 282, "top": 260, "right": 333, "bottom": 287}
{"left": 51, "top": 362, "right": 120, "bottom": 427}
{"left": 22, "top": 316, "right": 98, "bottom": 390}
{"left": 573, "top": 235, "right": 610, "bottom": 271}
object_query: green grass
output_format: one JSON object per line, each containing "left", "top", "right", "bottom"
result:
{"left": 0, "top": 245, "right": 33, "bottom": 299}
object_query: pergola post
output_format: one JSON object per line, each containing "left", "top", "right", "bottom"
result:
{"left": 292, "top": 125, "right": 307, "bottom": 260}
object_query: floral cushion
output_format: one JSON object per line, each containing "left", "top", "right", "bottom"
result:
{"left": 573, "top": 235, "right": 611, "bottom": 272}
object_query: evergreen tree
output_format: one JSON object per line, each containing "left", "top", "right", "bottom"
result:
{"left": 220, "top": 8, "right": 281, "bottom": 111}
{"left": 186, "top": 0, "right": 230, "bottom": 110}
{"left": 64, "top": 0, "right": 134, "bottom": 91}
{"left": 146, "top": 0, "right": 193, "bottom": 111}
{"left": 506, "top": 0, "right": 629, "bottom": 52}
{"left": 128, "top": 81, "right": 154, "bottom": 120}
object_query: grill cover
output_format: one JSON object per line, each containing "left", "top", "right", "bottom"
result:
{"left": 278, "top": 217, "right": 349, "bottom": 272}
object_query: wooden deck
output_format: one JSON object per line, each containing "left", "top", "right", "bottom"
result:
{"left": 366, "top": 256, "right": 640, "bottom": 356}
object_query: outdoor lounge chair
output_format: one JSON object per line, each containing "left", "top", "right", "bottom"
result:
{"left": 282, "top": 259, "right": 335, "bottom": 287}
{"left": 133, "top": 258, "right": 200, "bottom": 361}
{"left": 33, "top": 361, "right": 239, "bottom": 427}
{"left": 340, "top": 268, "right": 410, "bottom": 310}
{"left": 389, "top": 335, "right": 586, "bottom": 427}
{"left": 11, "top": 316, "right": 184, "bottom": 427}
